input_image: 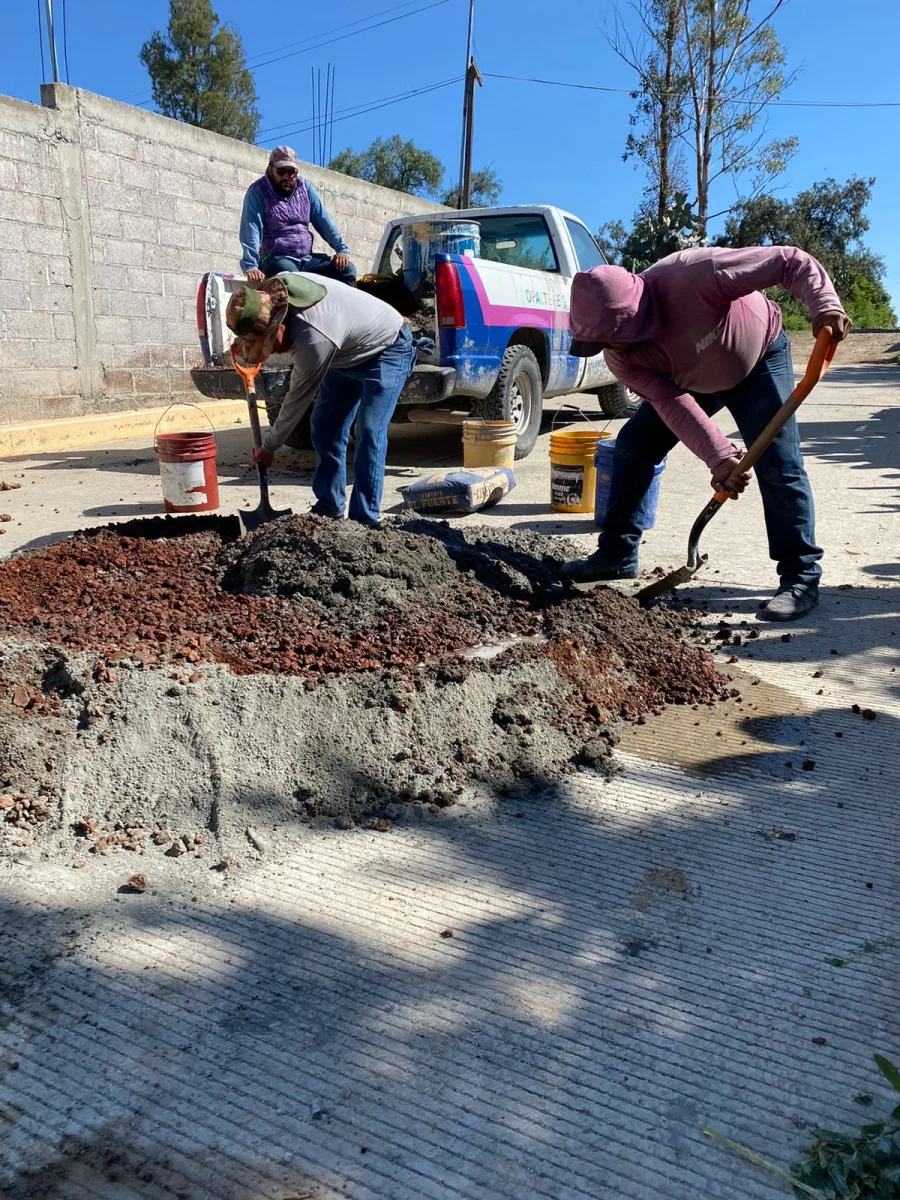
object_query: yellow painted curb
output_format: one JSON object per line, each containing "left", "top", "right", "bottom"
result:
{"left": 0, "top": 400, "right": 250, "bottom": 458}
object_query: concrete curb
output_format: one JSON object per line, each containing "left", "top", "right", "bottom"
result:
{"left": 0, "top": 399, "right": 249, "bottom": 458}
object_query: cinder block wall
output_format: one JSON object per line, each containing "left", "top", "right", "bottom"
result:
{"left": 0, "top": 84, "right": 445, "bottom": 426}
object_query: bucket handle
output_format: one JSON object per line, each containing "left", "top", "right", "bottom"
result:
{"left": 550, "top": 401, "right": 612, "bottom": 438}
{"left": 153, "top": 400, "right": 218, "bottom": 448}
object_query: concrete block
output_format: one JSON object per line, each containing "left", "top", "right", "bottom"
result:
{"left": 95, "top": 126, "right": 140, "bottom": 160}
{"left": 1, "top": 340, "right": 37, "bottom": 368}
{"left": 40, "top": 196, "right": 65, "bottom": 228}
{"left": 143, "top": 243, "right": 197, "bottom": 272}
{"left": 150, "top": 343, "right": 186, "bottom": 368}
{"left": 158, "top": 222, "right": 194, "bottom": 250}
{"left": 23, "top": 225, "right": 67, "bottom": 256}
{"left": 157, "top": 168, "right": 194, "bottom": 199}
{"left": 46, "top": 257, "right": 72, "bottom": 286}
{"left": 118, "top": 214, "right": 160, "bottom": 244}
{"left": 7, "top": 368, "right": 61, "bottom": 398}
{"left": 162, "top": 271, "right": 200, "bottom": 298}
{"left": 93, "top": 289, "right": 146, "bottom": 318}
{"left": 164, "top": 318, "right": 199, "bottom": 347}
{"left": 31, "top": 339, "right": 78, "bottom": 368}
{"left": 89, "top": 207, "right": 122, "bottom": 238}
{"left": 102, "top": 237, "right": 140, "bottom": 267}
{"left": 101, "top": 369, "right": 135, "bottom": 395}
{"left": 58, "top": 366, "right": 81, "bottom": 397}
{"left": 120, "top": 160, "right": 159, "bottom": 192}
{"left": 131, "top": 316, "right": 168, "bottom": 345}
{"left": 192, "top": 224, "right": 233, "bottom": 255}
{"left": 0, "top": 160, "right": 17, "bottom": 189}
{"left": 0, "top": 283, "right": 36, "bottom": 312}
{"left": 132, "top": 367, "right": 172, "bottom": 394}
{"left": 1, "top": 218, "right": 30, "bottom": 250}
{"left": 29, "top": 283, "right": 73, "bottom": 312}
{"left": 95, "top": 315, "right": 133, "bottom": 345}
{"left": 0, "top": 129, "right": 46, "bottom": 166}
{"left": 13, "top": 163, "right": 63, "bottom": 196}
{"left": 141, "top": 141, "right": 198, "bottom": 177}
{"left": 125, "top": 265, "right": 165, "bottom": 295}
{"left": 206, "top": 204, "right": 239, "bottom": 233}
{"left": 82, "top": 149, "right": 120, "bottom": 184}
{"left": 0, "top": 250, "right": 47, "bottom": 283}
{"left": 53, "top": 312, "right": 76, "bottom": 341}
{"left": 92, "top": 263, "right": 129, "bottom": 291}
{"left": 6, "top": 309, "right": 54, "bottom": 339}
{"left": 173, "top": 197, "right": 209, "bottom": 227}
{"left": 6, "top": 192, "right": 47, "bottom": 226}
{"left": 141, "top": 190, "right": 185, "bottom": 220}
{"left": 87, "top": 177, "right": 142, "bottom": 214}
{"left": 108, "top": 344, "right": 152, "bottom": 369}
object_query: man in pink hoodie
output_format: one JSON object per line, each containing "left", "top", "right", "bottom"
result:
{"left": 563, "top": 246, "right": 850, "bottom": 620}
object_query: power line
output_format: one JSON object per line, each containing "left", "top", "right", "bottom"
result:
{"left": 125, "top": 0, "right": 451, "bottom": 109}
{"left": 36, "top": 0, "right": 45, "bottom": 82}
{"left": 483, "top": 71, "right": 900, "bottom": 109}
{"left": 260, "top": 76, "right": 462, "bottom": 146}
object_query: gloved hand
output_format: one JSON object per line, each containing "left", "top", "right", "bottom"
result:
{"left": 813, "top": 311, "right": 852, "bottom": 341}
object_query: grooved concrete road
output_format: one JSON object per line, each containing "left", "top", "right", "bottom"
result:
{"left": 1, "top": 364, "right": 897, "bottom": 1198}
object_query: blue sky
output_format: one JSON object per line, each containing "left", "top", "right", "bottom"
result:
{"left": 4, "top": 0, "right": 899, "bottom": 307}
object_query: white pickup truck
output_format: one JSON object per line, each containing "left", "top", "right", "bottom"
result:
{"left": 191, "top": 204, "right": 637, "bottom": 458}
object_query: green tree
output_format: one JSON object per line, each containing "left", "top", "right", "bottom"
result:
{"left": 441, "top": 167, "right": 503, "bottom": 208}
{"left": 329, "top": 136, "right": 444, "bottom": 196}
{"left": 718, "top": 176, "right": 897, "bottom": 327}
{"left": 140, "top": 0, "right": 260, "bottom": 141}
{"left": 598, "top": 193, "right": 700, "bottom": 270}
{"left": 608, "top": 0, "right": 798, "bottom": 237}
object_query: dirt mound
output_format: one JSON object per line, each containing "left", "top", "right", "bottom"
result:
{"left": 0, "top": 516, "right": 727, "bottom": 860}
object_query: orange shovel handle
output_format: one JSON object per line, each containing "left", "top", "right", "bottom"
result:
{"left": 714, "top": 325, "right": 837, "bottom": 502}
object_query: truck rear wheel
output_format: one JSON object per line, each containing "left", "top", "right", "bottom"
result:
{"left": 595, "top": 382, "right": 641, "bottom": 420}
{"left": 471, "top": 344, "right": 543, "bottom": 459}
{"left": 264, "top": 402, "right": 314, "bottom": 452}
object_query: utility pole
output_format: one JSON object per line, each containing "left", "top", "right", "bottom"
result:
{"left": 456, "top": 0, "right": 481, "bottom": 209}
{"left": 44, "top": 0, "right": 61, "bottom": 84}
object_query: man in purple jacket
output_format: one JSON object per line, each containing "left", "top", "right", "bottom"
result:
{"left": 239, "top": 146, "right": 356, "bottom": 286}
{"left": 563, "top": 247, "right": 850, "bottom": 621}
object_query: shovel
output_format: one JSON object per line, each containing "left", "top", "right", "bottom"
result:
{"left": 231, "top": 350, "right": 293, "bottom": 534}
{"left": 637, "top": 326, "right": 837, "bottom": 607}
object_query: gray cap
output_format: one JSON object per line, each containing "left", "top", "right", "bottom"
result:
{"left": 268, "top": 145, "right": 300, "bottom": 171}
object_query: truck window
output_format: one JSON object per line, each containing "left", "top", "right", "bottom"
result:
{"left": 565, "top": 219, "right": 607, "bottom": 271}
{"left": 477, "top": 215, "right": 558, "bottom": 273}
{"left": 380, "top": 226, "right": 403, "bottom": 275}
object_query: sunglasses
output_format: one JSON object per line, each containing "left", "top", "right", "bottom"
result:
{"left": 274, "top": 166, "right": 298, "bottom": 177}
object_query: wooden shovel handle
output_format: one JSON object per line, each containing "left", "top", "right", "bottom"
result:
{"left": 715, "top": 326, "right": 837, "bottom": 501}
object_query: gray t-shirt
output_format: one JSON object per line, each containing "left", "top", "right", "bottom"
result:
{"left": 263, "top": 274, "right": 405, "bottom": 452}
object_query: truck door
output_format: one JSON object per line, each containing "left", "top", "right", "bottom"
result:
{"left": 562, "top": 218, "right": 615, "bottom": 390}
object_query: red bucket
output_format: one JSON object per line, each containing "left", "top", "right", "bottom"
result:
{"left": 155, "top": 430, "right": 220, "bottom": 513}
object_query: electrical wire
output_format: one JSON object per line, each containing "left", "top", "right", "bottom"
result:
{"left": 483, "top": 71, "right": 900, "bottom": 109}
{"left": 36, "top": 0, "right": 46, "bottom": 83}
{"left": 61, "top": 0, "right": 71, "bottom": 83}
{"left": 124, "top": 0, "right": 450, "bottom": 108}
{"left": 260, "top": 75, "right": 461, "bottom": 145}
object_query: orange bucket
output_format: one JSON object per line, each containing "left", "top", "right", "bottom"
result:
{"left": 155, "top": 431, "right": 220, "bottom": 513}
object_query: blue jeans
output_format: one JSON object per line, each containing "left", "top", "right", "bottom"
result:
{"left": 311, "top": 328, "right": 415, "bottom": 524}
{"left": 260, "top": 252, "right": 357, "bottom": 285}
{"left": 597, "top": 331, "right": 822, "bottom": 587}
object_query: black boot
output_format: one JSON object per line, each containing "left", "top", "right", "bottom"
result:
{"left": 559, "top": 551, "right": 638, "bottom": 584}
{"left": 758, "top": 583, "right": 819, "bottom": 622}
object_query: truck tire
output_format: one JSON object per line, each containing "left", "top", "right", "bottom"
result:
{"left": 595, "top": 382, "right": 642, "bottom": 420}
{"left": 264, "top": 402, "right": 314, "bottom": 451}
{"left": 471, "top": 345, "right": 543, "bottom": 459}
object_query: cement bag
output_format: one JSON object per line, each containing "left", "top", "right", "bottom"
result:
{"left": 401, "top": 466, "right": 515, "bottom": 515}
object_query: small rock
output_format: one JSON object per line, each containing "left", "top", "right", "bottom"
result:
{"left": 861, "top": 708, "right": 876, "bottom": 721}
{"left": 246, "top": 827, "right": 266, "bottom": 852}
{"left": 0, "top": 514, "right": 11, "bottom": 523}
{"left": 439, "top": 928, "right": 454, "bottom": 939}
{"left": 801, "top": 760, "right": 816, "bottom": 771}
{"left": 71, "top": 861, "right": 86, "bottom": 869}
{"left": 124, "top": 874, "right": 146, "bottom": 893}
{"left": 151, "top": 830, "right": 169, "bottom": 845}
{"left": 812, "top": 670, "right": 823, "bottom": 678}
{"left": 851, "top": 703, "right": 861, "bottom": 714}
{"left": 780, "top": 633, "right": 792, "bottom": 643}
{"left": 811, "top": 1037, "right": 827, "bottom": 1046}
{"left": 165, "top": 841, "right": 184, "bottom": 857}
{"left": 373, "top": 818, "right": 392, "bottom": 832}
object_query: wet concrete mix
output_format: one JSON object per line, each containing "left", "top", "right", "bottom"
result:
{"left": 0, "top": 515, "right": 727, "bottom": 862}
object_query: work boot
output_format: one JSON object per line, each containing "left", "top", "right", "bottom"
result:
{"left": 309, "top": 502, "right": 343, "bottom": 520}
{"left": 559, "top": 551, "right": 637, "bottom": 584}
{"left": 758, "top": 583, "right": 819, "bottom": 622}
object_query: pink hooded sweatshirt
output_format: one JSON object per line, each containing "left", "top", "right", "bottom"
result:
{"left": 570, "top": 247, "right": 844, "bottom": 469}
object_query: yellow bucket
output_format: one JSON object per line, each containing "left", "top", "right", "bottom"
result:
{"left": 462, "top": 419, "right": 517, "bottom": 469}
{"left": 549, "top": 428, "right": 611, "bottom": 513}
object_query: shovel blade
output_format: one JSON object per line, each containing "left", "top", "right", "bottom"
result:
{"left": 637, "top": 556, "right": 707, "bottom": 607}
{"left": 238, "top": 504, "right": 293, "bottom": 535}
